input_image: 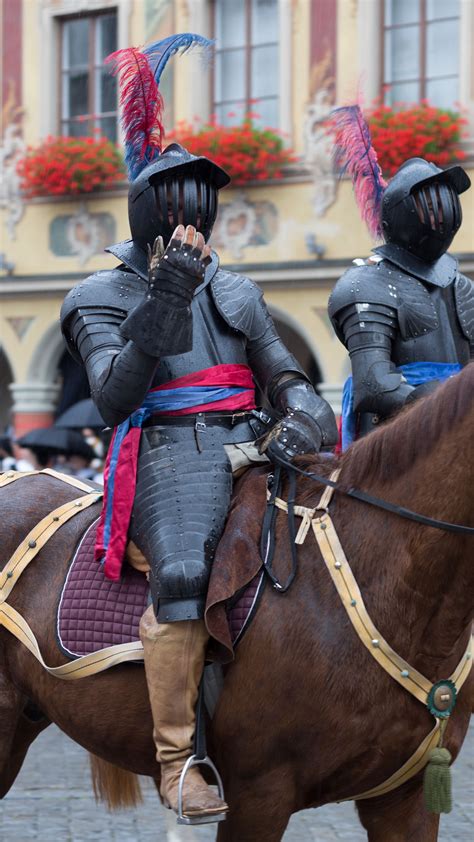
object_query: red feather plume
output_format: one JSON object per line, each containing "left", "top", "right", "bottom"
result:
{"left": 105, "top": 47, "right": 164, "bottom": 179}
{"left": 327, "top": 105, "right": 387, "bottom": 240}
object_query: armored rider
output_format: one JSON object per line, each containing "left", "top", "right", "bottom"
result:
{"left": 328, "top": 157, "right": 473, "bottom": 448}
{"left": 60, "top": 36, "right": 338, "bottom": 824}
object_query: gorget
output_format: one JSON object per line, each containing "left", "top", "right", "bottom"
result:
{"left": 373, "top": 244, "right": 458, "bottom": 288}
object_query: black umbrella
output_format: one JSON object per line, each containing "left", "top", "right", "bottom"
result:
{"left": 55, "top": 399, "right": 105, "bottom": 430}
{"left": 16, "top": 428, "right": 95, "bottom": 460}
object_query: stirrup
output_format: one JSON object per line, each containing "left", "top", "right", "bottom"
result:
{"left": 176, "top": 754, "right": 227, "bottom": 825}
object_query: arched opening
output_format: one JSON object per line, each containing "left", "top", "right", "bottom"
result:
{"left": 55, "top": 348, "right": 91, "bottom": 417}
{"left": 267, "top": 305, "right": 323, "bottom": 392}
{"left": 0, "top": 349, "right": 13, "bottom": 432}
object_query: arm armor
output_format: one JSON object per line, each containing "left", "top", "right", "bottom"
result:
{"left": 337, "top": 303, "right": 413, "bottom": 416}
{"left": 67, "top": 307, "right": 159, "bottom": 427}
{"left": 211, "top": 270, "right": 307, "bottom": 391}
{"left": 210, "top": 270, "right": 337, "bottom": 446}
{"left": 454, "top": 274, "right": 474, "bottom": 360}
{"left": 270, "top": 378, "right": 338, "bottom": 447}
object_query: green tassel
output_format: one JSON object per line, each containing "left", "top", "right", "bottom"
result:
{"left": 424, "top": 747, "right": 452, "bottom": 814}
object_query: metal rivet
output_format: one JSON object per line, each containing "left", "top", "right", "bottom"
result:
{"left": 401, "top": 669, "right": 409, "bottom": 677}
{"left": 6, "top": 571, "right": 13, "bottom": 579}
{"left": 320, "top": 523, "right": 326, "bottom": 530}
{"left": 350, "top": 599, "right": 357, "bottom": 606}
{"left": 75, "top": 502, "right": 82, "bottom": 507}
{"left": 335, "top": 561, "right": 342, "bottom": 569}
{"left": 371, "top": 639, "right": 380, "bottom": 648}
{"left": 53, "top": 516, "right": 60, "bottom": 522}
{"left": 28, "top": 540, "right": 37, "bottom": 549}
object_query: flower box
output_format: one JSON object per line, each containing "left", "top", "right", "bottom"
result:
{"left": 17, "top": 135, "right": 125, "bottom": 198}
{"left": 167, "top": 116, "right": 295, "bottom": 185}
{"left": 366, "top": 102, "right": 467, "bottom": 176}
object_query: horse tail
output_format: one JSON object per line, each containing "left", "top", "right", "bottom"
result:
{"left": 89, "top": 753, "right": 143, "bottom": 809}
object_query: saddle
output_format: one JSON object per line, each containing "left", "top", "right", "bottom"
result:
{"left": 57, "top": 468, "right": 268, "bottom": 663}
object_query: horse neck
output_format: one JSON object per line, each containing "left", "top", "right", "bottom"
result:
{"left": 343, "top": 409, "right": 473, "bottom": 672}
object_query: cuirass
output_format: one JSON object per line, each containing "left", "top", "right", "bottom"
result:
{"left": 151, "top": 286, "right": 248, "bottom": 385}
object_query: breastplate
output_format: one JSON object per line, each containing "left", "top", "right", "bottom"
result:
{"left": 393, "top": 284, "right": 470, "bottom": 366}
{"left": 151, "top": 285, "right": 248, "bottom": 385}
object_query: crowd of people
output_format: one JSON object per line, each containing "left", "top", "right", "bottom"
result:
{"left": 0, "top": 425, "right": 107, "bottom": 484}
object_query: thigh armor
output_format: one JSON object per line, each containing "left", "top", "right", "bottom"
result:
{"left": 129, "top": 416, "right": 255, "bottom": 622}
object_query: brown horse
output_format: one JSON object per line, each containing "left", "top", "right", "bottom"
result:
{"left": 0, "top": 364, "right": 472, "bottom": 841}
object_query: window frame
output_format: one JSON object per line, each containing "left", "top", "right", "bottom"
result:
{"left": 57, "top": 8, "right": 118, "bottom": 140}
{"left": 381, "top": 0, "right": 461, "bottom": 107}
{"left": 211, "top": 0, "right": 280, "bottom": 128}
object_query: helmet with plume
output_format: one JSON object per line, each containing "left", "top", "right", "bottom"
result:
{"left": 106, "top": 34, "right": 230, "bottom": 250}
{"left": 327, "top": 105, "right": 470, "bottom": 262}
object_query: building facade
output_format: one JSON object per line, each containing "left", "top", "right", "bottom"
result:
{"left": 1, "top": 0, "right": 473, "bottom": 435}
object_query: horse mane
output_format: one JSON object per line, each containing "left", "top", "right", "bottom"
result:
{"left": 297, "top": 363, "right": 473, "bottom": 493}
{"left": 341, "top": 362, "right": 474, "bottom": 486}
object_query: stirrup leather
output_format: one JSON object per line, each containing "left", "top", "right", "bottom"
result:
{"left": 176, "top": 755, "right": 227, "bottom": 825}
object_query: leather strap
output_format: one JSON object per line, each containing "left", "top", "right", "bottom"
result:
{"left": 0, "top": 602, "right": 144, "bottom": 678}
{"left": 270, "top": 486, "right": 472, "bottom": 801}
{"left": 0, "top": 468, "right": 98, "bottom": 494}
{"left": 0, "top": 471, "right": 145, "bottom": 678}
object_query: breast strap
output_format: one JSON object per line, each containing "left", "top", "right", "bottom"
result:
{"left": 270, "top": 470, "right": 472, "bottom": 802}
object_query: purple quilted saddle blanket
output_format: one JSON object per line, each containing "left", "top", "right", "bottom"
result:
{"left": 57, "top": 520, "right": 264, "bottom": 659}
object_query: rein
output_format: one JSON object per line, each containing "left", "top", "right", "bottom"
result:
{"left": 271, "top": 455, "right": 474, "bottom": 535}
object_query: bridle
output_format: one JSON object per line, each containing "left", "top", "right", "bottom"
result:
{"left": 261, "top": 455, "right": 474, "bottom": 594}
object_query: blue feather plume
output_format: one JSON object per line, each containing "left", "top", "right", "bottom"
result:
{"left": 143, "top": 33, "right": 214, "bottom": 87}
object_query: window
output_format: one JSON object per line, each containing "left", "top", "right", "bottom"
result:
{"left": 383, "top": 0, "right": 460, "bottom": 109}
{"left": 213, "top": 0, "right": 279, "bottom": 129}
{"left": 60, "top": 11, "right": 118, "bottom": 142}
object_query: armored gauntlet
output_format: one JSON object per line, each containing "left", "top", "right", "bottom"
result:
{"left": 120, "top": 225, "right": 210, "bottom": 357}
{"left": 260, "top": 377, "right": 338, "bottom": 461}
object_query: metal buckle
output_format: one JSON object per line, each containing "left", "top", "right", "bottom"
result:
{"left": 251, "top": 408, "right": 272, "bottom": 425}
{"left": 176, "top": 755, "right": 227, "bottom": 825}
{"left": 194, "top": 414, "right": 207, "bottom": 453}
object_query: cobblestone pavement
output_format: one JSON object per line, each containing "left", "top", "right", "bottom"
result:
{"left": 0, "top": 722, "right": 472, "bottom": 841}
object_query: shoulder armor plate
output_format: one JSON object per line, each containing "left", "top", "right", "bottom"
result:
{"left": 329, "top": 261, "right": 439, "bottom": 340}
{"left": 60, "top": 268, "right": 145, "bottom": 328}
{"left": 210, "top": 270, "right": 263, "bottom": 339}
{"left": 454, "top": 273, "right": 474, "bottom": 342}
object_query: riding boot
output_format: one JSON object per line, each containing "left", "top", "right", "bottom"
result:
{"left": 139, "top": 606, "right": 228, "bottom": 819}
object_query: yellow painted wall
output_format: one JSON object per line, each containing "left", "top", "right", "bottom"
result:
{"left": 1, "top": 0, "right": 473, "bottom": 424}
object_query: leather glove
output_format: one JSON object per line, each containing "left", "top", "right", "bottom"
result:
{"left": 147, "top": 224, "right": 211, "bottom": 304}
{"left": 120, "top": 225, "right": 211, "bottom": 357}
{"left": 258, "top": 409, "right": 323, "bottom": 463}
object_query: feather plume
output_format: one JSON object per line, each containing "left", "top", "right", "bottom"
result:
{"left": 106, "top": 34, "right": 213, "bottom": 181}
{"left": 143, "top": 33, "right": 214, "bottom": 87}
{"left": 328, "top": 105, "right": 387, "bottom": 240}
{"left": 106, "top": 47, "right": 163, "bottom": 180}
